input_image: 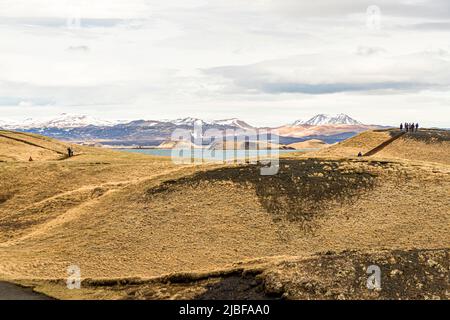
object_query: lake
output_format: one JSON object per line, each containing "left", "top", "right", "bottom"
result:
{"left": 119, "top": 148, "right": 306, "bottom": 162}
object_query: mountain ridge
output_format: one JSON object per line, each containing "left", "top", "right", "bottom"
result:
{"left": 1, "top": 113, "right": 368, "bottom": 130}
{"left": 0, "top": 113, "right": 386, "bottom": 146}
{"left": 292, "top": 113, "right": 362, "bottom": 126}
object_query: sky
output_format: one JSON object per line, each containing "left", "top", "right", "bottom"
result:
{"left": 0, "top": 0, "right": 450, "bottom": 127}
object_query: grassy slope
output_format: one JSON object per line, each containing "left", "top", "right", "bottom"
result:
{"left": 312, "top": 130, "right": 391, "bottom": 158}
{"left": 287, "top": 139, "right": 327, "bottom": 149}
{"left": 375, "top": 129, "right": 450, "bottom": 165}
{"left": 1, "top": 158, "right": 448, "bottom": 280}
{"left": 314, "top": 129, "right": 450, "bottom": 165}
{"left": 0, "top": 130, "right": 448, "bottom": 299}
{"left": 0, "top": 131, "right": 65, "bottom": 162}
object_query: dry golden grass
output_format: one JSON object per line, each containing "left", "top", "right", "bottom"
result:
{"left": 0, "top": 129, "right": 448, "bottom": 299}
{"left": 287, "top": 139, "right": 327, "bottom": 150}
{"left": 24, "top": 248, "right": 449, "bottom": 300}
{"left": 375, "top": 131, "right": 450, "bottom": 165}
{"left": 312, "top": 130, "right": 391, "bottom": 158}
{"left": 1, "top": 158, "right": 448, "bottom": 279}
{"left": 0, "top": 132, "right": 62, "bottom": 162}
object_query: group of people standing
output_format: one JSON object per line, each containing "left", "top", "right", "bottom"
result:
{"left": 400, "top": 122, "right": 419, "bottom": 132}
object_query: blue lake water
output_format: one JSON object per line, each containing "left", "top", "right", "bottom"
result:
{"left": 119, "top": 148, "right": 305, "bottom": 161}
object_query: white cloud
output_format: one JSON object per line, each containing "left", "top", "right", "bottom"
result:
{"left": 205, "top": 51, "right": 450, "bottom": 94}
{"left": 0, "top": 0, "right": 449, "bottom": 126}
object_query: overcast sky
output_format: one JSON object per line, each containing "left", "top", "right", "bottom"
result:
{"left": 0, "top": 0, "right": 450, "bottom": 127}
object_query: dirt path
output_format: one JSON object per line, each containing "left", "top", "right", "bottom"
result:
{"left": 0, "top": 282, "right": 53, "bottom": 300}
{"left": 0, "top": 164, "right": 213, "bottom": 247}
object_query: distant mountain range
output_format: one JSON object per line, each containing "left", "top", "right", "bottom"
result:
{"left": 0, "top": 113, "right": 387, "bottom": 146}
{"left": 292, "top": 113, "right": 362, "bottom": 126}
{"left": 166, "top": 117, "right": 255, "bottom": 130}
{"left": 1, "top": 114, "right": 119, "bottom": 129}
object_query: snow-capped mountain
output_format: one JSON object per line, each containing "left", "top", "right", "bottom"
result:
{"left": 170, "top": 117, "right": 208, "bottom": 127}
{"left": 291, "top": 119, "right": 304, "bottom": 126}
{"left": 276, "top": 113, "right": 382, "bottom": 139}
{"left": 2, "top": 112, "right": 384, "bottom": 146}
{"left": 7, "top": 114, "right": 118, "bottom": 129}
{"left": 0, "top": 119, "right": 13, "bottom": 129}
{"left": 211, "top": 118, "right": 254, "bottom": 130}
{"left": 39, "top": 113, "right": 118, "bottom": 128}
{"left": 168, "top": 117, "right": 254, "bottom": 130}
{"left": 2, "top": 114, "right": 254, "bottom": 130}
{"left": 0, "top": 119, "right": 23, "bottom": 130}
{"left": 293, "top": 114, "right": 362, "bottom": 126}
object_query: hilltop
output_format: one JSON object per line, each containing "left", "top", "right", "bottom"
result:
{"left": 287, "top": 139, "right": 328, "bottom": 150}
{"left": 0, "top": 129, "right": 448, "bottom": 299}
{"left": 0, "top": 129, "right": 158, "bottom": 163}
{"left": 0, "top": 130, "right": 72, "bottom": 162}
{"left": 315, "top": 128, "right": 450, "bottom": 165}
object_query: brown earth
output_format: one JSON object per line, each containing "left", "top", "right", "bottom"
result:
{"left": 0, "top": 129, "right": 448, "bottom": 299}
{"left": 287, "top": 139, "right": 327, "bottom": 150}
{"left": 375, "top": 129, "right": 450, "bottom": 165}
{"left": 313, "top": 129, "right": 450, "bottom": 164}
